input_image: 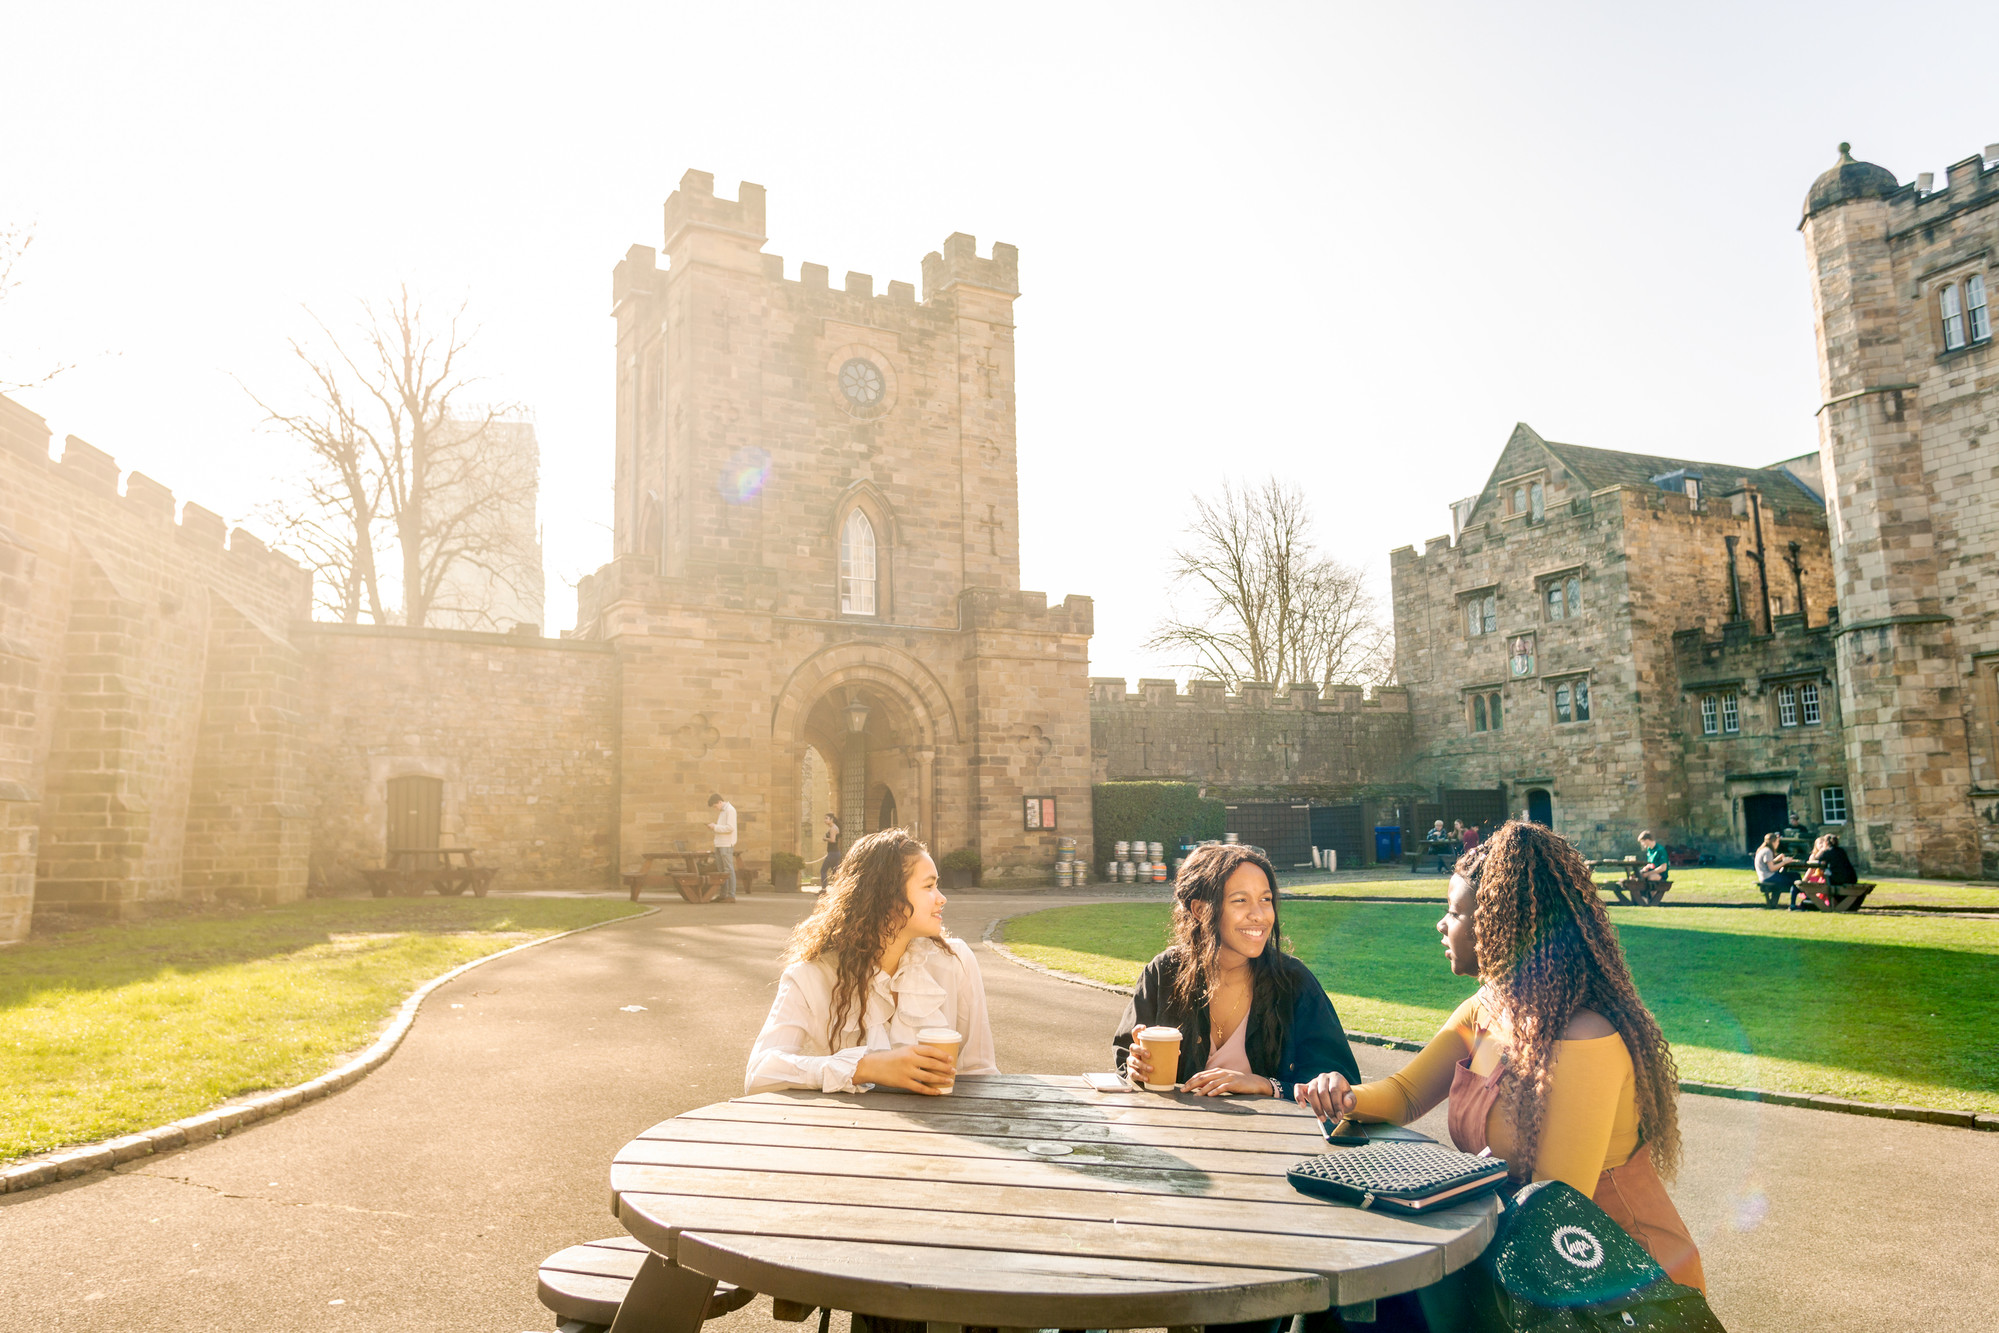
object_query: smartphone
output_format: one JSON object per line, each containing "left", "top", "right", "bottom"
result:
{"left": 1323, "top": 1116, "right": 1437, "bottom": 1146}
{"left": 1083, "top": 1072, "right": 1134, "bottom": 1093}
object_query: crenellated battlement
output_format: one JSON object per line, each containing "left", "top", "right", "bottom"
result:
{"left": 662, "top": 169, "right": 767, "bottom": 248}
{"left": 959, "top": 588, "right": 1092, "bottom": 636}
{"left": 0, "top": 392, "right": 305, "bottom": 592}
{"left": 1673, "top": 610, "right": 1838, "bottom": 685}
{"left": 1883, "top": 144, "right": 1999, "bottom": 223}
{"left": 1088, "top": 676, "right": 1408, "bottom": 713}
{"left": 922, "top": 232, "right": 1019, "bottom": 300}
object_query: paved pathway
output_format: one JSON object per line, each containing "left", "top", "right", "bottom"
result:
{"left": 1, "top": 890, "right": 1993, "bottom": 1332}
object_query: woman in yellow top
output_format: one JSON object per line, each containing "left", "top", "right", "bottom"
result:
{"left": 1297, "top": 820, "right": 1704, "bottom": 1291}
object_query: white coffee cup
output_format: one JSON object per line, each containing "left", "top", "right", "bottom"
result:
{"left": 918, "top": 1027, "right": 963, "bottom": 1093}
{"left": 1134, "top": 1025, "right": 1182, "bottom": 1091}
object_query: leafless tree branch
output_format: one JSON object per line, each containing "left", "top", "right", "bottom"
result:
{"left": 1146, "top": 476, "right": 1394, "bottom": 691}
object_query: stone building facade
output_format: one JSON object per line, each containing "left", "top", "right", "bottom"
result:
{"left": 573, "top": 172, "right": 1094, "bottom": 880}
{"left": 1800, "top": 142, "right": 1999, "bottom": 877}
{"left": 1391, "top": 423, "right": 1845, "bottom": 862}
{"left": 1089, "top": 676, "right": 1411, "bottom": 790}
{"left": 0, "top": 393, "right": 314, "bottom": 940}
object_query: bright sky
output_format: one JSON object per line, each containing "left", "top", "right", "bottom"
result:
{"left": 4, "top": 2, "right": 1995, "bottom": 683}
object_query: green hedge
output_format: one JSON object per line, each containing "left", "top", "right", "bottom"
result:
{"left": 1091, "top": 782, "right": 1226, "bottom": 868}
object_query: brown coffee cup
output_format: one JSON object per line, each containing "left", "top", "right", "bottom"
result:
{"left": 918, "top": 1027, "right": 963, "bottom": 1093}
{"left": 1135, "top": 1025, "right": 1182, "bottom": 1091}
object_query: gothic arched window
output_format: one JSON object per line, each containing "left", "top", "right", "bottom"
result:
{"left": 840, "top": 510, "right": 877, "bottom": 615}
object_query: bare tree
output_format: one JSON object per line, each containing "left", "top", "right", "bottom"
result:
{"left": 1146, "top": 477, "right": 1393, "bottom": 690}
{"left": 0, "top": 224, "right": 73, "bottom": 393}
{"left": 248, "top": 290, "right": 540, "bottom": 628}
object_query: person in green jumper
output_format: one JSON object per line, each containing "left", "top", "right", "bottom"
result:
{"left": 1636, "top": 830, "right": 1670, "bottom": 884}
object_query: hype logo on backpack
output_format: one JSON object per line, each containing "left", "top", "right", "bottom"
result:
{"left": 1465, "top": 1180, "right": 1726, "bottom": 1331}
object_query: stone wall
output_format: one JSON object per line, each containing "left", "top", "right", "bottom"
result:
{"left": 1800, "top": 143, "right": 1999, "bottom": 876}
{"left": 298, "top": 624, "right": 619, "bottom": 893}
{"left": 0, "top": 391, "right": 312, "bottom": 938}
{"left": 1673, "top": 616, "right": 1848, "bottom": 860}
{"left": 1089, "top": 676, "right": 1412, "bottom": 791}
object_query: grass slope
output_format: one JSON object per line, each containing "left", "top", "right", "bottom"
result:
{"left": 1, "top": 897, "right": 642, "bottom": 1160}
{"left": 1002, "top": 901, "right": 1999, "bottom": 1114}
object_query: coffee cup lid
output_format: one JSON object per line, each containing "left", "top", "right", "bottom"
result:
{"left": 1139, "top": 1025, "right": 1182, "bottom": 1040}
{"left": 918, "top": 1028, "right": 963, "bottom": 1043}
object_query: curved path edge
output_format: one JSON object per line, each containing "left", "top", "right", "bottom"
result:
{"left": 0, "top": 903, "right": 661, "bottom": 1197}
{"left": 980, "top": 909, "right": 1999, "bottom": 1135}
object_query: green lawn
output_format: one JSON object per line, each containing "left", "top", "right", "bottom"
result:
{"left": 0, "top": 897, "right": 642, "bottom": 1161}
{"left": 1279, "top": 866, "right": 1999, "bottom": 913}
{"left": 1001, "top": 901, "right": 1999, "bottom": 1115}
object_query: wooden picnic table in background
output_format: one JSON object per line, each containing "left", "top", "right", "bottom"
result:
{"left": 624, "top": 851, "right": 755, "bottom": 904}
{"left": 1586, "top": 857, "right": 1671, "bottom": 907}
{"left": 600, "top": 1073, "right": 1496, "bottom": 1330}
{"left": 1777, "top": 860, "right": 1878, "bottom": 912}
{"left": 362, "top": 846, "right": 494, "bottom": 898}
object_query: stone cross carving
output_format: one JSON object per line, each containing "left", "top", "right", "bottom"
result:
{"left": 978, "top": 504, "right": 1002, "bottom": 555}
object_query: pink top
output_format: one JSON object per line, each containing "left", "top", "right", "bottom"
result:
{"left": 1205, "top": 1017, "right": 1253, "bottom": 1075}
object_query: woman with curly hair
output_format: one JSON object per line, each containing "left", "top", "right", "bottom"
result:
{"left": 1299, "top": 820, "right": 1703, "bottom": 1290}
{"left": 746, "top": 827, "right": 997, "bottom": 1094}
{"left": 1113, "top": 843, "right": 1360, "bottom": 1099}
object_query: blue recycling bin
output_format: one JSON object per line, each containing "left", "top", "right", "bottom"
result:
{"left": 1374, "top": 826, "right": 1402, "bottom": 863}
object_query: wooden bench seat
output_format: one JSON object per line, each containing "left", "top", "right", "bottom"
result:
{"left": 537, "top": 1236, "right": 756, "bottom": 1331}
{"left": 1788, "top": 880, "right": 1878, "bottom": 912}
{"left": 1600, "top": 876, "right": 1670, "bottom": 906}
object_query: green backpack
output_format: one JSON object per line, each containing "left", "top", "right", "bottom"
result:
{"left": 1438, "top": 1179, "right": 1727, "bottom": 1331}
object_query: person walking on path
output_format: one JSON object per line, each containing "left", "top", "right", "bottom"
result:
{"left": 707, "top": 793, "right": 739, "bottom": 901}
{"left": 820, "top": 813, "right": 844, "bottom": 889}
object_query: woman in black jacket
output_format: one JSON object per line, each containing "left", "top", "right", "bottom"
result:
{"left": 1113, "top": 843, "right": 1360, "bottom": 1100}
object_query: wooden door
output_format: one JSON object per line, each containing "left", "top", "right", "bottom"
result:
{"left": 1526, "top": 789, "right": 1553, "bottom": 826}
{"left": 387, "top": 775, "right": 443, "bottom": 868}
{"left": 1743, "top": 793, "right": 1788, "bottom": 855}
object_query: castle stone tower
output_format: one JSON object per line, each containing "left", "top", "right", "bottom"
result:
{"left": 580, "top": 172, "right": 1092, "bottom": 881}
{"left": 1800, "top": 143, "right": 1998, "bottom": 877}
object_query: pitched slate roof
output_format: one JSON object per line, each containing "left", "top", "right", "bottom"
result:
{"left": 1537, "top": 440, "right": 1824, "bottom": 508}
{"left": 1469, "top": 424, "right": 1825, "bottom": 524}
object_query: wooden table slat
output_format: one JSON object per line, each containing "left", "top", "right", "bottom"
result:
{"left": 633, "top": 1118, "right": 1324, "bottom": 1173}
{"left": 541, "top": 1244, "right": 651, "bottom": 1281}
{"left": 675, "top": 1231, "right": 1329, "bottom": 1328}
{"left": 673, "top": 1097, "right": 1334, "bottom": 1139}
{"left": 658, "top": 1102, "right": 1330, "bottom": 1155}
{"left": 621, "top": 1130, "right": 1322, "bottom": 1194}
{"left": 620, "top": 1190, "right": 1439, "bottom": 1304}
{"left": 740, "top": 1081, "right": 1322, "bottom": 1121}
{"left": 612, "top": 1161, "right": 1494, "bottom": 1257}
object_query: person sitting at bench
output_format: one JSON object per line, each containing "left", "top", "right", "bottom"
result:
{"left": 1636, "top": 830, "right": 1669, "bottom": 884}
{"left": 746, "top": 827, "right": 997, "bottom": 1094}
{"left": 1755, "top": 831, "right": 1799, "bottom": 900}
{"left": 1793, "top": 832, "right": 1859, "bottom": 910}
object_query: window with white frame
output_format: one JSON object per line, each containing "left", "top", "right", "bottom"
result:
{"left": 1940, "top": 273, "right": 1992, "bottom": 352}
{"left": 1821, "top": 785, "right": 1848, "bottom": 824}
{"left": 1463, "top": 591, "right": 1498, "bottom": 637}
{"left": 1800, "top": 681, "right": 1822, "bottom": 725}
{"left": 1721, "top": 694, "right": 1739, "bottom": 733}
{"left": 1700, "top": 696, "right": 1718, "bottom": 735}
{"left": 1553, "top": 676, "right": 1591, "bottom": 724}
{"left": 1777, "top": 685, "right": 1798, "bottom": 728}
{"left": 839, "top": 509, "right": 878, "bottom": 615}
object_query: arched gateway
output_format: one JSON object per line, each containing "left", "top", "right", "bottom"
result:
{"left": 572, "top": 172, "right": 1094, "bottom": 884}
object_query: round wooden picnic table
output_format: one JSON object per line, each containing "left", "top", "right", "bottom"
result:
{"left": 604, "top": 1073, "right": 1497, "bottom": 1331}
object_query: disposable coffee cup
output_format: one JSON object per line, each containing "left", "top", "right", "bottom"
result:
{"left": 918, "top": 1027, "right": 963, "bottom": 1093}
{"left": 1135, "top": 1025, "right": 1182, "bottom": 1091}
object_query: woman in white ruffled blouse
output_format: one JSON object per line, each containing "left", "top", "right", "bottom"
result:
{"left": 746, "top": 828, "right": 999, "bottom": 1095}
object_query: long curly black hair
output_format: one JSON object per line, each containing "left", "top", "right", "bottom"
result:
{"left": 781, "top": 827, "right": 936, "bottom": 1042}
{"left": 1458, "top": 821, "right": 1682, "bottom": 1179}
